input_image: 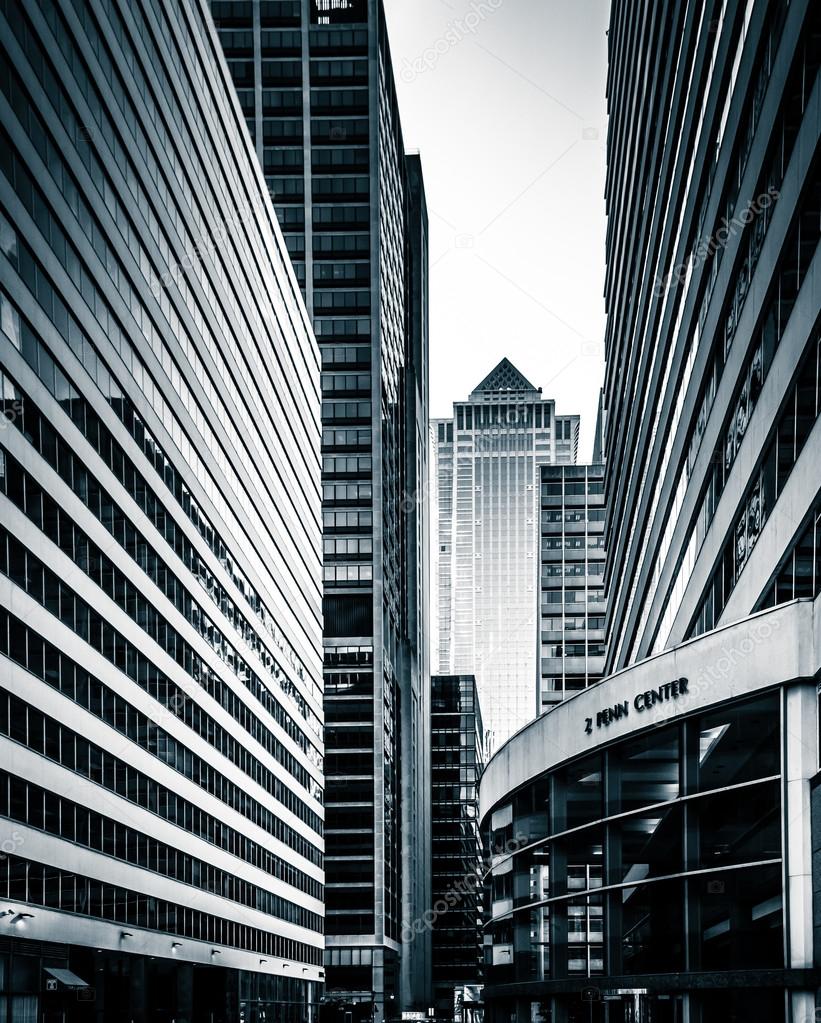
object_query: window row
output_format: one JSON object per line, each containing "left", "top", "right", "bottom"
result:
{"left": 487, "top": 694, "right": 780, "bottom": 854}
{"left": 690, "top": 327, "right": 820, "bottom": 636}
{"left": 0, "top": 770, "right": 321, "bottom": 932}
{"left": 6, "top": 0, "right": 323, "bottom": 619}
{"left": 542, "top": 537, "right": 606, "bottom": 549}
{"left": 541, "top": 644, "right": 606, "bottom": 658}
{"left": 542, "top": 509, "right": 606, "bottom": 523}
{"left": 0, "top": 433, "right": 320, "bottom": 770}
{"left": 0, "top": 853, "right": 321, "bottom": 964}
{"left": 322, "top": 455, "right": 372, "bottom": 476}
{"left": 321, "top": 373, "right": 371, "bottom": 393}
{"left": 323, "top": 565, "right": 373, "bottom": 585}
{"left": 0, "top": 334, "right": 319, "bottom": 742}
{"left": 0, "top": 521, "right": 322, "bottom": 832}
{"left": 487, "top": 863, "right": 782, "bottom": 983}
{"left": 322, "top": 509, "right": 373, "bottom": 530}
{"left": 0, "top": 26, "right": 322, "bottom": 632}
{"left": 323, "top": 537, "right": 373, "bottom": 556}
{"left": 321, "top": 400, "right": 371, "bottom": 421}
{"left": 0, "top": 609, "right": 322, "bottom": 864}
{"left": 0, "top": 682, "right": 321, "bottom": 873}
{"left": 759, "top": 495, "right": 821, "bottom": 608}
{"left": 541, "top": 590, "right": 606, "bottom": 605}
{"left": 322, "top": 482, "right": 373, "bottom": 503}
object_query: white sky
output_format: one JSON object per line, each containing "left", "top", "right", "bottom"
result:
{"left": 383, "top": 0, "right": 610, "bottom": 461}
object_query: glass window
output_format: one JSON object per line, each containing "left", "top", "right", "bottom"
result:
{"left": 696, "top": 694, "right": 779, "bottom": 791}
{"left": 695, "top": 863, "right": 782, "bottom": 970}
{"left": 614, "top": 804, "right": 683, "bottom": 884}
{"left": 620, "top": 879, "right": 685, "bottom": 974}
{"left": 694, "top": 780, "right": 781, "bottom": 868}
{"left": 610, "top": 725, "right": 680, "bottom": 814}
{"left": 556, "top": 755, "right": 602, "bottom": 831}
{"left": 563, "top": 829, "right": 604, "bottom": 898}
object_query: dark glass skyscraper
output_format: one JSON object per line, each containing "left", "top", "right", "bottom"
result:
{"left": 429, "top": 675, "right": 485, "bottom": 1022}
{"left": 602, "top": 0, "right": 820, "bottom": 672}
{"left": 0, "top": 0, "right": 324, "bottom": 1019}
{"left": 211, "top": 1, "right": 431, "bottom": 1015}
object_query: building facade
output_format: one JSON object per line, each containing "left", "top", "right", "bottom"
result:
{"left": 602, "top": 0, "right": 821, "bottom": 672}
{"left": 429, "top": 675, "right": 486, "bottom": 1021}
{"left": 210, "top": 1, "right": 431, "bottom": 1015}
{"left": 0, "top": 0, "right": 324, "bottom": 1020}
{"left": 480, "top": 599, "right": 821, "bottom": 1023}
{"left": 539, "top": 465, "right": 607, "bottom": 714}
{"left": 433, "top": 358, "right": 580, "bottom": 749}
{"left": 401, "top": 151, "right": 433, "bottom": 1011}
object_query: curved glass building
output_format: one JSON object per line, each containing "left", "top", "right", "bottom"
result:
{"left": 479, "top": 599, "right": 821, "bottom": 1023}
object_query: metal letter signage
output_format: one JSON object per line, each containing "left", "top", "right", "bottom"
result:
{"left": 584, "top": 678, "right": 689, "bottom": 735}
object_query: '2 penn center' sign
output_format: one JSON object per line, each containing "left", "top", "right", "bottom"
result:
{"left": 584, "top": 677, "right": 689, "bottom": 735}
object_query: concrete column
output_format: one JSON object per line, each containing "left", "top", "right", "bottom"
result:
{"left": 789, "top": 989, "right": 815, "bottom": 1022}
{"left": 604, "top": 750, "right": 622, "bottom": 976}
{"left": 682, "top": 728, "right": 700, "bottom": 976}
{"left": 784, "top": 684, "right": 817, "bottom": 1022}
{"left": 784, "top": 684, "right": 817, "bottom": 968}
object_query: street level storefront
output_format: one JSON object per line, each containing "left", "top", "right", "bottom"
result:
{"left": 479, "top": 599, "right": 821, "bottom": 1023}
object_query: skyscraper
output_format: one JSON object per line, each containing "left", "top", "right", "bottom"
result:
{"left": 602, "top": 0, "right": 821, "bottom": 673}
{"left": 429, "top": 674, "right": 485, "bottom": 1023}
{"left": 399, "top": 151, "right": 433, "bottom": 1012}
{"left": 211, "top": 1, "right": 431, "bottom": 1015}
{"left": 433, "top": 358, "right": 579, "bottom": 747}
{"left": 538, "top": 463, "right": 607, "bottom": 713}
{"left": 0, "top": 0, "right": 323, "bottom": 1020}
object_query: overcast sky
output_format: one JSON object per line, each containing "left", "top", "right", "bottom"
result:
{"left": 383, "top": 0, "right": 610, "bottom": 461}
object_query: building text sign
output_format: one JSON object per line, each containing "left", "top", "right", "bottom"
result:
{"left": 584, "top": 677, "right": 689, "bottom": 734}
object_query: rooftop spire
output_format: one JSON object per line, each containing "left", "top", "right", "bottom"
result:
{"left": 470, "top": 357, "right": 539, "bottom": 397}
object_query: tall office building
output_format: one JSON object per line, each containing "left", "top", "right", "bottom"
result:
{"left": 210, "top": 1, "right": 431, "bottom": 1015}
{"left": 400, "top": 152, "right": 433, "bottom": 1012}
{"left": 602, "top": 0, "right": 821, "bottom": 672}
{"left": 0, "top": 0, "right": 324, "bottom": 1021}
{"left": 538, "top": 464, "right": 606, "bottom": 714}
{"left": 433, "top": 358, "right": 579, "bottom": 748}
{"left": 429, "top": 675, "right": 485, "bottom": 1023}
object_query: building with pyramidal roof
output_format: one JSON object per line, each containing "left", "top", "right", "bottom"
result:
{"left": 432, "top": 359, "right": 579, "bottom": 747}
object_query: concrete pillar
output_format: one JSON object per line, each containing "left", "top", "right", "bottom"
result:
{"left": 789, "top": 989, "right": 815, "bottom": 1022}
{"left": 784, "top": 684, "right": 817, "bottom": 1022}
{"left": 784, "top": 684, "right": 816, "bottom": 967}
